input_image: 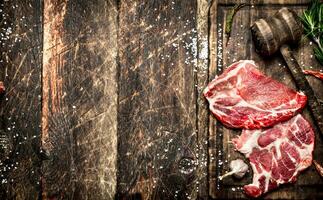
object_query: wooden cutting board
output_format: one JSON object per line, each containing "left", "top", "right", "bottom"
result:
{"left": 209, "top": 0, "right": 323, "bottom": 199}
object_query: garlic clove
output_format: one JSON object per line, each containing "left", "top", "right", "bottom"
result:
{"left": 219, "top": 159, "right": 249, "bottom": 180}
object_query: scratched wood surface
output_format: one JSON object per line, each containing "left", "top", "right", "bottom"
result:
{"left": 0, "top": 0, "right": 323, "bottom": 199}
{"left": 117, "top": 0, "right": 203, "bottom": 199}
{"left": 0, "top": 0, "right": 42, "bottom": 199}
{"left": 41, "top": 0, "right": 118, "bottom": 199}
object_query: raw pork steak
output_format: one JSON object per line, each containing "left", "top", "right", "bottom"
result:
{"left": 203, "top": 60, "right": 307, "bottom": 129}
{"left": 233, "top": 114, "right": 314, "bottom": 197}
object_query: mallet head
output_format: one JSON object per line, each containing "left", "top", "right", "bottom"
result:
{"left": 251, "top": 8, "right": 303, "bottom": 56}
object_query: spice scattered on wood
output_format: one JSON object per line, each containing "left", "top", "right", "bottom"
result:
{"left": 225, "top": 3, "right": 246, "bottom": 45}
{"left": 219, "top": 159, "right": 249, "bottom": 180}
{"left": 303, "top": 69, "right": 323, "bottom": 80}
{"left": 313, "top": 160, "right": 323, "bottom": 177}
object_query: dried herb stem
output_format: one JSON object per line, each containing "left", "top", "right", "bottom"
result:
{"left": 313, "top": 160, "right": 323, "bottom": 177}
{"left": 225, "top": 3, "right": 246, "bottom": 45}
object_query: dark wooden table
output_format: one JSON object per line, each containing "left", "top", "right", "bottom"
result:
{"left": 0, "top": 0, "right": 322, "bottom": 199}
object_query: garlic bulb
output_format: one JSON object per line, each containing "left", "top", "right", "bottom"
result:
{"left": 219, "top": 159, "right": 248, "bottom": 180}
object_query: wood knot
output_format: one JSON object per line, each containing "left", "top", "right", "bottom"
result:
{"left": 178, "top": 157, "right": 195, "bottom": 175}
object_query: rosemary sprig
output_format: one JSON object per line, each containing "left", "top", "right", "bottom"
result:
{"left": 225, "top": 3, "right": 246, "bottom": 45}
{"left": 300, "top": 0, "right": 323, "bottom": 65}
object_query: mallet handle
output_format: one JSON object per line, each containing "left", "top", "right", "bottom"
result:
{"left": 280, "top": 44, "right": 323, "bottom": 136}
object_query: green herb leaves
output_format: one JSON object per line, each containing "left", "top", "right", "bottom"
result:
{"left": 300, "top": 0, "right": 323, "bottom": 65}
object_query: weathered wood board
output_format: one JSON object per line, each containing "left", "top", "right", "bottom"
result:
{"left": 0, "top": 0, "right": 42, "bottom": 199}
{"left": 41, "top": 0, "right": 118, "bottom": 199}
{"left": 117, "top": 0, "right": 204, "bottom": 199}
{"left": 209, "top": 0, "right": 323, "bottom": 199}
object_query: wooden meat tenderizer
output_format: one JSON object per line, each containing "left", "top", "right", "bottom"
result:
{"left": 251, "top": 7, "right": 323, "bottom": 135}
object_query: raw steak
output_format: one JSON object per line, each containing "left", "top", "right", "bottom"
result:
{"left": 232, "top": 114, "right": 315, "bottom": 197}
{"left": 203, "top": 60, "right": 307, "bottom": 129}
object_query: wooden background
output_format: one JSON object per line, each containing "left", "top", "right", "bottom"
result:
{"left": 0, "top": 0, "right": 322, "bottom": 199}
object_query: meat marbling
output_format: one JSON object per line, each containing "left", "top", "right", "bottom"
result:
{"left": 203, "top": 60, "right": 307, "bottom": 129}
{"left": 232, "top": 114, "right": 315, "bottom": 197}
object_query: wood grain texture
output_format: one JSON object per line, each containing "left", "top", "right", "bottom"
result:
{"left": 218, "top": 0, "right": 311, "bottom": 5}
{"left": 207, "top": 0, "right": 219, "bottom": 198}
{"left": 209, "top": 1, "right": 323, "bottom": 199}
{"left": 41, "top": 0, "right": 118, "bottom": 199}
{"left": 0, "top": 0, "right": 43, "bottom": 199}
{"left": 117, "top": 0, "right": 200, "bottom": 199}
{"left": 196, "top": 0, "right": 211, "bottom": 198}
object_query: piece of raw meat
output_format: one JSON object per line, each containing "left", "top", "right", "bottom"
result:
{"left": 303, "top": 69, "right": 323, "bottom": 80}
{"left": 232, "top": 114, "right": 314, "bottom": 197}
{"left": 203, "top": 60, "right": 307, "bottom": 129}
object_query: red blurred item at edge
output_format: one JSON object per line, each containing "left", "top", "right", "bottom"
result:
{"left": 303, "top": 69, "right": 323, "bottom": 80}
{"left": 0, "top": 81, "right": 5, "bottom": 94}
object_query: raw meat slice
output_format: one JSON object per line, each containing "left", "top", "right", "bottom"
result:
{"left": 232, "top": 114, "right": 315, "bottom": 197}
{"left": 303, "top": 69, "right": 323, "bottom": 80}
{"left": 203, "top": 60, "right": 307, "bottom": 129}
